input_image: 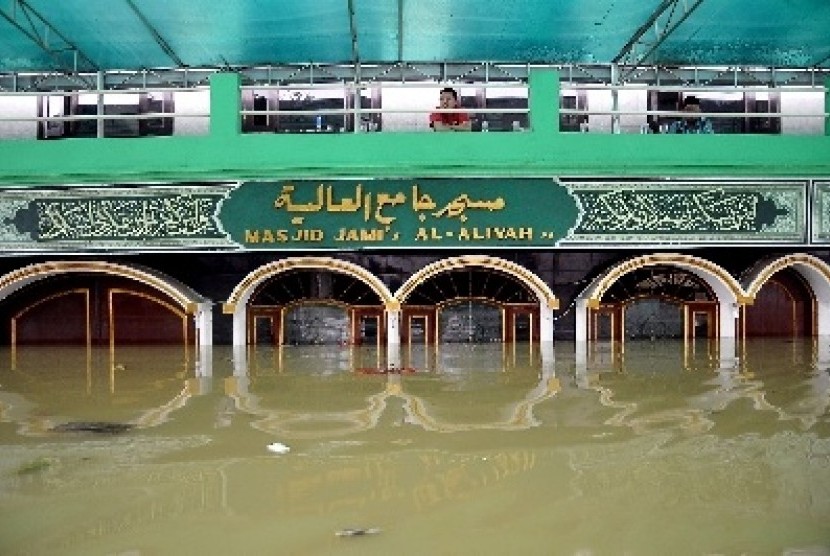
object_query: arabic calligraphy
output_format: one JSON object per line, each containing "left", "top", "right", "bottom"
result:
{"left": 573, "top": 188, "right": 796, "bottom": 235}
{"left": 272, "top": 182, "right": 506, "bottom": 225}
{"left": 35, "top": 194, "right": 223, "bottom": 241}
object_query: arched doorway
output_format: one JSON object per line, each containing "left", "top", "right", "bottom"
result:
{"left": 246, "top": 268, "right": 386, "bottom": 346}
{"left": 588, "top": 265, "right": 717, "bottom": 341}
{"left": 743, "top": 268, "right": 814, "bottom": 337}
{"left": 576, "top": 254, "right": 743, "bottom": 344}
{"left": 400, "top": 267, "right": 539, "bottom": 344}
{"left": 0, "top": 273, "right": 195, "bottom": 347}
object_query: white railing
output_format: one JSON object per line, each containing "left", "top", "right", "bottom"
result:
{"left": 0, "top": 80, "right": 826, "bottom": 138}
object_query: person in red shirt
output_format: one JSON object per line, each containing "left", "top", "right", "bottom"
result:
{"left": 429, "top": 87, "right": 471, "bottom": 132}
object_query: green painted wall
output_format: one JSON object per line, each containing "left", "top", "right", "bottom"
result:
{"left": 1, "top": 69, "right": 828, "bottom": 187}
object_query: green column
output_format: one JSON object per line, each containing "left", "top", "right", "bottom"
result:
{"left": 210, "top": 72, "right": 241, "bottom": 138}
{"left": 529, "top": 68, "right": 560, "bottom": 135}
{"left": 825, "top": 77, "right": 830, "bottom": 136}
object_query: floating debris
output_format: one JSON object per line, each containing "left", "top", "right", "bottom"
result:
{"left": 335, "top": 527, "right": 381, "bottom": 537}
{"left": 15, "top": 457, "right": 55, "bottom": 475}
{"left": 50, "top": 422, "right": 134, "bottom": 434}
{"left": 356, "top": 367, "right": 417, "bottom": 375}
{"left": 266, "top": 442, "right": 291, "bottom": 454}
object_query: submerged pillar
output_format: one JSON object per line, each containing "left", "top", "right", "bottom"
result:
{"left": 574, "top": 298, "right": 590, "bottom": 343}
{"left": 718, "top": 337, "right": 738, "bottom": 369}
{"left": 539, "top": 304, "right": 555, "bottom": 343}
{"left": 195, "top": 302, "right": 214, "bottom": 377}
{"left": 231, "top": 305, "right": 246, "bottom": 345}
{"left": 195, "top": 302, "right": 213, "bottom": 346}
{"left": 719, "top": 302, "right": 739, "bottom": 339}
{"left": 386, "top": 304, "right": 401, "bottom": 368}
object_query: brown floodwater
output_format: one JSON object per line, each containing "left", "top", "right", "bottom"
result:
{"left": 1, "top": 339, "right": 829, "bottom": 555}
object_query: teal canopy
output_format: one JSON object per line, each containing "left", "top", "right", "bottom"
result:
{"left": 1, "top": 0, "right": 828, "bottom": 73}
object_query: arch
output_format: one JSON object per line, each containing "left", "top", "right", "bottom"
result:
{"left": 109, "top": 289, "right": 190, "bottom": 346}
{"left": 394, "top": 255, "right": 558, "bottom": 344}
{"left": 576, "top": 253, "right": 747, "bottom": 341}
{"left": 225, "top": 256, "right": 395, "bottom": 310}
{"left": 743, "top": 254, "right": 830, "bottom": 336}
{"left": 223, "top": 256, "right": 395, "bottom": 346}
{"left": 744, "top": 254, "right": 830, "bottom": 299}
{"left": 0, "top": 261, "right": 212, "bottom": 347}
{"left": 395, "top": 255, "right": 558, "bottom": 309}
{"left": 0, "top": 261, "right": 206, "bottom": 311}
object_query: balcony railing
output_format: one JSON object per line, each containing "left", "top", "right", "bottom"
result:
{"left": 0, "top": 72, "right": 827, "bottom": 139}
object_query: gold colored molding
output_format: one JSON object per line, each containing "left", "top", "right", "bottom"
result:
{"left": 745, "top": 254, "right": 830, "bottom": 299}
{"left": 109, "top": 288, "right": 188, "bottom": 348}
{"left": 11, "top": 288, "right": 90, "bottom": 349}
{"left": 225, "top": 256, "right": 395, "bottom": 308}
{"left": 0, "top": 261, "right": 204, "bottom": 315}
{"left": 587, "top": 253, "right": 744, "bottom": 305}
{"left": 395, "top": 255, "right": 559, "bottom": 309}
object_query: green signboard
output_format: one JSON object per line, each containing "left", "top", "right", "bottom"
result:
{"left": 0, "top": 178, "right": 811, "bottom": 252}
{"left": 564, "top": 180, "right": 805, "bottom": 244}
{"left": 218, "top": 179, "right": 578, "bottom": 249}
{"left": 812, "top": 181, "right": 830, "bottom": 243}
{"left": 0, "top": 185, "right": 232, "bottom": 251}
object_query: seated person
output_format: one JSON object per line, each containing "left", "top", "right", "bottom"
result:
{"left": 669, "top": 96, "right": 713, "bottom": 134}
{"left": 429, "top": 87, "right": 471, "bottom": 132}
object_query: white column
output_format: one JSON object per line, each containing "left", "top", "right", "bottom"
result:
{"left": 574, "top": 340, "right": 589, "bottom": 388}
{"left": 231, "top": 343, "right": 248, "bottom": 377}
{"left": 796, "top": 265, "right": 830, "bottom": 336}
{"left": 539, "top": 304, "right": 555, "bottom": 343}
{"left": 540, "top": 340, "right": 555, "bottom": 377}
{"left": 233, "top": 305, "right": 247, "bottom": 346}
{"left": 574, "top": 298, "right": 589, "bottom": 343}
{"left": 718, "top": 337, "right": 737, "bottom": 369}
{"left": 196, "top": 344, "right": 213, "bottom": 377}
{"left": 817, "top": 301, "right": 830, "bottom": 337}
{"left": 573, "top": 298, "right": 590, "bottom": 387}
{"left": 387, "top": 343, "right": 402, "bottom": 371}
{"left": 194, "top": 303, "right": 213, "bottom": 377}
{"left": 386, "top": 308, "right": 401, "bottom": 346}
{"left": 719, "top": 302, "right": 738, "bottom": 339}
{"left": 196, "top": 302, "right": 213, "bottom": 346}
{"left": 817, "top": 340, "right": 830, "bottom": 370}
{"left": 386, "top": 308, "right": 401, "bottom": 369}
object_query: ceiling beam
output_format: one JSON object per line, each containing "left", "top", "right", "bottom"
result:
{"left": 0, "top": 0, "right": 98, "bottom": 74}
{"left": 613, "top": 0, "right": 705, "bottom": 70}
{"left": 124, "top": 0, "right": 185, "bottom": 67}
{"left": 347, "top": 0, "right": 360, "bottom": 66}
{"left": 811, "top": 50, "right": 830, "bottom": 69}
{"left": 397, "top": 0, "right": 404, "bottom": 61}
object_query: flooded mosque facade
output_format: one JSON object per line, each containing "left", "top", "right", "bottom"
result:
{"left": 0, "top": 5, "right": 829, "bottom": 362}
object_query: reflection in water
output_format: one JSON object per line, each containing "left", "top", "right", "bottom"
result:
{"left": 0, "top": 340, "right": 829, "bottom": 554}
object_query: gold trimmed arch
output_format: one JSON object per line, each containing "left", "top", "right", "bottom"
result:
{"left": 744, "top": 254, "right": 830, "bottom": 299}
{"left": 582, "top": 253, "right": 748, "bottom": 307}
{"left": 223, "top": 256, "right": 395, "bottom": 313}
{"left": 394, "top": 255, "right": 558, "bottom": 310}
{"left": 0, "top": 261, "right": 206, "bottom": 314}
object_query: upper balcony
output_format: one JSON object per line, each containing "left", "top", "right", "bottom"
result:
{"left": 0, "top": 63, "right": 828, "bottom": 185}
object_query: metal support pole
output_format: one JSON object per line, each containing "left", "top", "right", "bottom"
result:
{"left": 96, "top": 71, "right": 104, "bottom": 138}
{"left": 611, "top": 63, "right": 620, "bottom": 134}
